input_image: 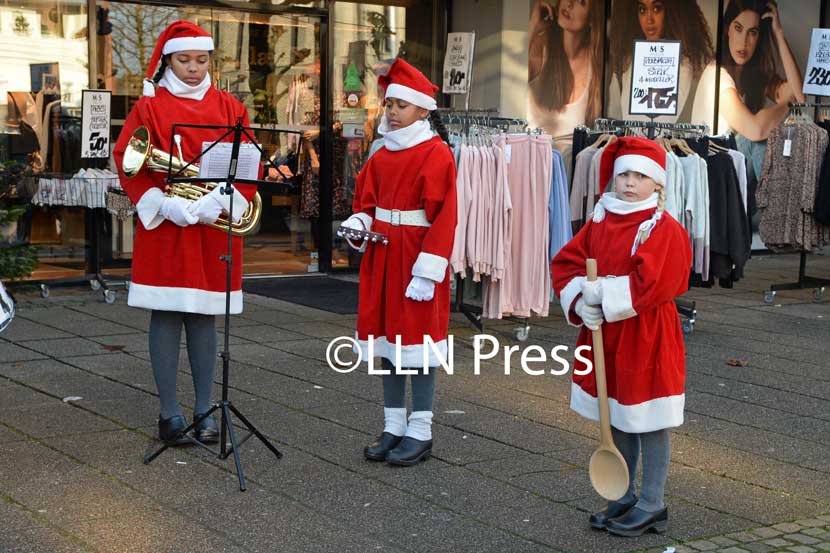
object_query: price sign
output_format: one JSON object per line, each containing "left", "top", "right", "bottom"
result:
{"left": 629, "top": 40, "right": 681, "bottom": 117}
{"left": 81, "top": 90, "right": 112, "bottom": 159}
{"left": 442, "top": 32, "right": 475, "bottom": 94}
{"left": 804, "top": 29, "right": 830, "bottom": 95}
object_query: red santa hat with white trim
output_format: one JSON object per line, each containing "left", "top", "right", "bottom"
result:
{"left": 378, "top": 58, "right": 439, "bottom": 111}
{"left": 599, "top": 136, "right": 666, "bottom": 189}
{"left": 143, "top": 20, "right": 215, "bottom": 97}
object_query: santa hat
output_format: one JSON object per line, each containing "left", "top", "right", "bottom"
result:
{"left": 593, "top": 137, "right": 667, "bottom": 254}
{"left": 599, "top": 136, "right": 666, "bottom": 189}
{"left": 378, "top": 58, "right": 439, "bottom": 111}
{"left": 143, "top": 21, "right": 215, "bottom": 97}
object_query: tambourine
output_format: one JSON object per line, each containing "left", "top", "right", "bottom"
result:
{"left": 337, "top": 226, "right": 389, "bottom": 246}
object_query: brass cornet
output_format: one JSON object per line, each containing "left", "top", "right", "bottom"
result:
{"left": 122, "top": 126, "right": 261, "bottom": 236}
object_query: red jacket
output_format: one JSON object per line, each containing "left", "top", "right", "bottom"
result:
{"left": 353, "top": 136, "right": 457, "bottom": 367}
{"left": 113, "top": 87, "right": 257, "bottom": 314}
{"left": 551, "top": 207, "right": 692, "bottom": 433}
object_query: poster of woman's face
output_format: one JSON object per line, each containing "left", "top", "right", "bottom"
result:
{"left": 605, "top": 0, "right": 718, "bottom": 123}
{"left": 527, "top": 0, "right": 606, "bottom": 141}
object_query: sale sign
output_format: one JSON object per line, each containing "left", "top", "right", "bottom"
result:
{"left": 629, "top": 40, "right": 682, "bottom": 117}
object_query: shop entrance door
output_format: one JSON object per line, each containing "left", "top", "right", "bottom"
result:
{"left": 103, "top": 2, "right": 326, "bottom": 277}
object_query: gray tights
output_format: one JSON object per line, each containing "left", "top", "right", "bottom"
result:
{"left": 610, "top": 427, "right": 671, "bottom": 513}
{"left": 380, "top": 358, "right": 436, "bottom": 412}
{"left": 149, "top": 310, "right": 217, "bottom": 419}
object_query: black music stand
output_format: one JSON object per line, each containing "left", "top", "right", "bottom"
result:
{"left": 142, "top": 118, "right": 299, "bottom": 491}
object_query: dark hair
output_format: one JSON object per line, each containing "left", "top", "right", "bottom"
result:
{"left": 609, "top": 0, "right": 715, "bottom": 84}
{"left": 529, "top": 0, "right": 605, "bottom": 126}
{"left": 152, "top": 55, "right": 169, "bottom": 83}
{"left": 429, "top": 110, "right": 451, "bottom": 145}
{"left": 721, "top": 0, "right": 781, "bottom": 113}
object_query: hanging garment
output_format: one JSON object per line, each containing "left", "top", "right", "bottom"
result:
{"left": 706, "top": 152, "right": 751, "bottom": 283}
{"left": 758, "top": 121, "right": 830, "bottom": 251}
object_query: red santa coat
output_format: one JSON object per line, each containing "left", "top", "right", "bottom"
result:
{"left": 113, "top": 87, "right": 257, "bottom": 315}
{"left": 352, "top": 136, "right": 457, "bottom": 367}
{"left": 551, "top": 205, "right": 692, "bottom": 433}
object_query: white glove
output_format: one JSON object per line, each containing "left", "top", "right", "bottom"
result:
{"left": 159, "top": 196, "right": 199, "bottom": 227}
{"left": 405, "top": 276, "right": 435, "bottom": 302}
{"left": 187, "top": 193, "right": 224, "bottom": 224}
{"left": 337, "top": 215, "right": 366, "bottom": 236}
{"left": 574, "top": 298, "right": 603, "bottom": 331}
{"left": 580, "top": 278, "right": 603, "bottom": 305}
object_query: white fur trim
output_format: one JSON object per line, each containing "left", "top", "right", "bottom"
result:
{"left": 384, "top": 407, "right": 407, "bottom": 436}
{"left": 208, "top": 186, "right": 248, "bottom": 224}
{"left": 385, "top": 83, "right": 437, "bottom": 111}
{"left": 406, "top": 411, "right": 433, "bottom": 440}
{"left": 345, "top": 213, "right": 373, "bottom": 253}
{"left": 591, "top": 202, "right": 606, "bottom": 223}
{"left": 570, "top": 382, "right": 684, "bottom": 433}
{"left": 136, "top": 188, "right": 166, "bottom": 230}
{"left": 143, "top": 79, "right": 156, "bottom": 97}
{"left": 601, "top": 275, "right": 637, "bottom": 323}
{"left": 128, "top": 283, "right": 242, "bottom": 314}
{"left": 355, "top": 335, "right": 448, "bottom": 368}
{"left": 162, "top": 36, "right": 215, "bottom": 55}
{"left": 412, "top": 252, "right": 449, "bottom": 283}
{"left": 614, "top": 155, "right": 666, "bottom": 185}
{"left": 558, "top": 276, "right": 586, "bottom": 327}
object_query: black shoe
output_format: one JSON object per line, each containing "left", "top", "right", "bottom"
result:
{"left": 606, "top": 506, "right": 668, "bottom": 537}
{"left": 385, "top": 436, "right": 432, "bottom": 466}
{"left": 364, "top": 432, "right": 403, "bottom": 461}
{"left": 158, "top": 414, "right": 191, "bottom": 445}
{"left": 193, "top": 412, "right": 219, "bottom": 444}
{"left": 589, "top": 497, "right": 638, "bottom": 530}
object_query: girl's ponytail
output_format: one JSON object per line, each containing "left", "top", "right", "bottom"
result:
{"left": 429, "top": 110, "right": 451, "bottom": 145}
{"left": 152, "top": 56, "right": 169, "bottom": 84}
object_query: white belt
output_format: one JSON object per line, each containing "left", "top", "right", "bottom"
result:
{"left": 375, "top": 207, "right": 431, "bottom": 227}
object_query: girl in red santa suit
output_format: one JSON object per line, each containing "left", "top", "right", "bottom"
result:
{"left": 113, "top": 21, "right": 257, "bottom": 446}
{"left": 339, "top": 58, "right": 457, "bottom": 466}
{"left": 551, "top": 137, "right": 692, "bottom": 536}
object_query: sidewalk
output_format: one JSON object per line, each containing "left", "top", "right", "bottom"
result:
{"left": 0, "top": 251, "right": 828, "bottom": 553}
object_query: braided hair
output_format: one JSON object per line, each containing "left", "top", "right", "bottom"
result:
{"left": 428, "top": 110, "right": 451, "bottom": 145}
{"left": 152, "top": 55, "right": 169, "bottom": 83}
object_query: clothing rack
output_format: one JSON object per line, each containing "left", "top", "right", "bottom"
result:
{"left": 587, "top": 118, "right": 703, "bottom": 333}
{"left": 763, "top": 102, "right": 830, "bottom": 304}
{"left": 440, "top": 109, "right": 533, "bottom": 341}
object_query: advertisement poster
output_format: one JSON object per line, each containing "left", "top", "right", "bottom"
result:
{"left": 629, "top": 40, "right": 681, "bottom": 116}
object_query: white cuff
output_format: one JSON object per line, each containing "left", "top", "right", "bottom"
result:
{"left": 412, "top": 252, "right": 449, "bottom": 283}
{"left": 351, "top": 212, "right": 373, "bottom": 230}
{"left": 558, "top": 276, "right": 586, "bottom": 327}
{"left": 209, "top": 186, "right": 249, "bottom": 224}
{"left": 136, "top": 187, "right": 165, "bottom": 230}
{"left": 601, "top": 275, "right": 637, "bottom": 322}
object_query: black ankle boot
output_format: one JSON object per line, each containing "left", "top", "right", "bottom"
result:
{"left": 193, "top": 412, "right": 219, "bottom": 444}
{"left": 606, "top": 506, "right": 668, "bottom": 537}
{"left": 364, "top": 432, "right": 403, "bottom": 461}
{"left": 386, "top": 436, "right": 432, "bottom": 466}
{"left": 589, "top": 497, "right": 638, "bottom": 530}
{"left": 158, "top": 414, "right": 191, "bottom": 445}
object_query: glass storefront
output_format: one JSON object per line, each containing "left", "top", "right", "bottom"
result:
{"left": 0, "top": 0, "right": 446, "bottom": 282}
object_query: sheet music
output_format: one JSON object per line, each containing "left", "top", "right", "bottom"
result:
{"left": 199, "top": 142, "right": 261, "bottom": 181}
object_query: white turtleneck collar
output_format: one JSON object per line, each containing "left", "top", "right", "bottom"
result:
{"left": 377, "top": 114, "right": 435, "bottom": 151}
{"left": 156, "top": 67, "right": 212, "bottom": 101}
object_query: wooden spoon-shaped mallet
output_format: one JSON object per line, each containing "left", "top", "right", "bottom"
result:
{"left": 586, "top": 258, "right": 630, "bottom": 500}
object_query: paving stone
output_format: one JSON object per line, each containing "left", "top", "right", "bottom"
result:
{"left": 787, "top": 534, "right": 822, "bottom": 545}
{"left": 804, "top": 528, "right": 830, "bottom": 537}
{"left": 766, "top": 538, "right": 795, "bottom": 547}
{"left": 742, "top": 543, "right": 775, "bottom": 553}
{"left": 718, "top": 547, "right": 750, "bottom": 553}
{"left": 776, "top": 523, "right": 808, "bottom": 533}
{"left": 711, "top": 536, "right": 739, "bottom": 546}
{"left": 755, "top": 527, "right": 785, "bottom": 539}
{"left": 727, "top": 532, "right": 763, "bottom": 543}
{"left": 787, "top": 546, "right": 818, "bottom": 553}
{"left": 687, "top": 540, "right": 720, "bottom": 551}
{"left": 814, "top": 543, "right": 830, "bottom": 551}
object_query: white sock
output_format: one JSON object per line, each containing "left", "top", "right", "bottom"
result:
{"left": 405, "top": 411, "right": 433, "bottom": 441}
{"left": 383, "top": 407, "right": 407, "bottom": 436}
